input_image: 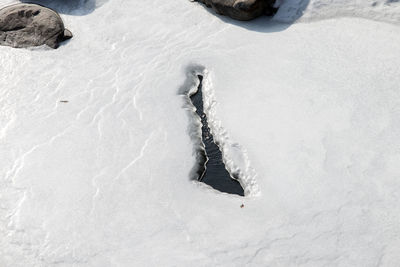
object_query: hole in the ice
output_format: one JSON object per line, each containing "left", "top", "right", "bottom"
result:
{"left": 188, "top": 75, "right": 244, "bottom": 196}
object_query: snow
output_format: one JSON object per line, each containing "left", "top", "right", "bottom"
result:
{"left": 1, "top": 0, "right": 400, "bottom": 266}
{"left": 275, "top": 0, "right": 400, "bottom": 24}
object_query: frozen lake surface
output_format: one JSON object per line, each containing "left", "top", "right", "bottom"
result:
{"left": 1, "top": 0, "right": 400, "bottom": 266}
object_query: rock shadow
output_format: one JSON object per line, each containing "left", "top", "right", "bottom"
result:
{"left": 20, "top": 0, "right": 107, "bottom": 15}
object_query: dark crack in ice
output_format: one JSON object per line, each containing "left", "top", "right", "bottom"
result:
{"left": 189, "top": 75, "right": 244, "bottom": 196}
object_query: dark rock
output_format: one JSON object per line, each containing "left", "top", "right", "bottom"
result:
{"left": 0, "top": 4, "right": 72, "bottom": 49}
{"left": 197, "top": 0, "right": 277, "bottom": 21}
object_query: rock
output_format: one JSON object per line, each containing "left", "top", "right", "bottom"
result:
{"left": 0, "top": 4, "right": 72, "bottom": 49}
{"left": 197, "top": 0, "right": 277, "bottom": 21}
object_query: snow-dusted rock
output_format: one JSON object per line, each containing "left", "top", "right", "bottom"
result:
{"left": 0, "top": 3, "right": 72, "bottom": 49}
{"left": 197, "top": 0, "right": 277, "bottom": 20}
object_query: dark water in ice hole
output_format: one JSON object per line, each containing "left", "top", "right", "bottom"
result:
{"left": 189, "top": 75, "right": 244, "bottom": 196}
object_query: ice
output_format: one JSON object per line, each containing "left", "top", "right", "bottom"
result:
{"left": 1, "top": 0, "right": 400, "bottom": 266}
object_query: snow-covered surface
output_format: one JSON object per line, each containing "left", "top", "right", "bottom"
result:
{"left": 1, "top": 0, "right": 400, "bottom": 266}
{"left": 275, "top": 0, "right": 400, "bottom": 24}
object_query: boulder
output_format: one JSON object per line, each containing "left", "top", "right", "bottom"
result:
{"left": 0, "top": 4, "right": 72, "bottom": 49}
{"left": 197, "top": 0, "right": 277, "bottom": 21}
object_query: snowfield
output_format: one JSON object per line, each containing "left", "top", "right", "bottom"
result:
{"left": 275, "top": 0, "right": 400, "bottom": 24}
{"left": 1, "top": 0, "right": 400, "bottom": 266}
